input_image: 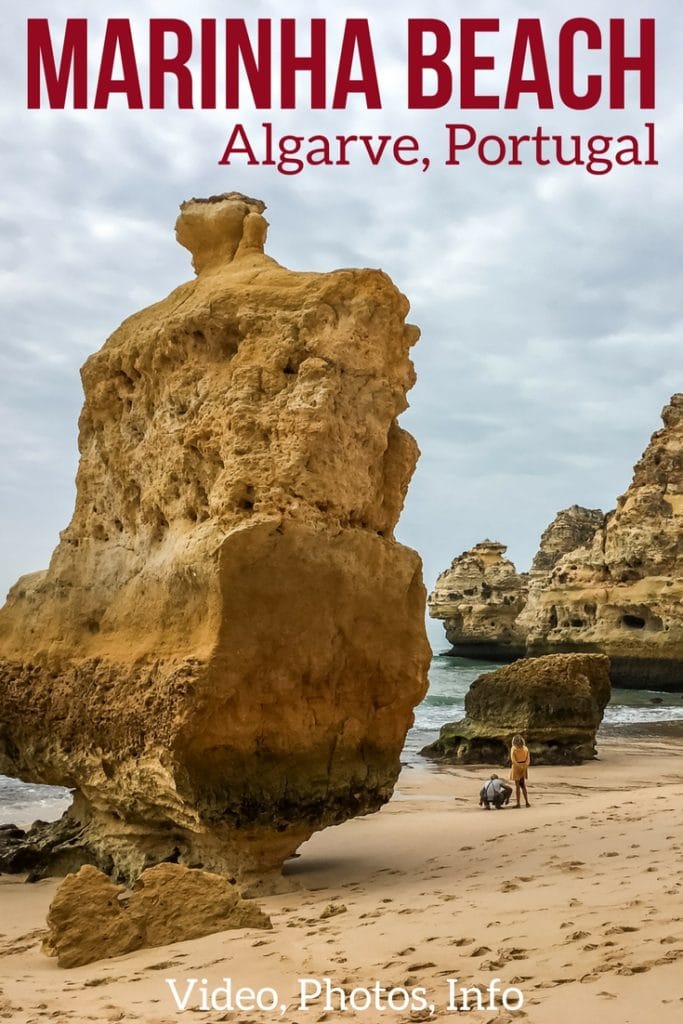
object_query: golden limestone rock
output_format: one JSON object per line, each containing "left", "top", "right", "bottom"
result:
{"left": 43, "top": 863, "right": 271, "bottom": 968}
{"left": 430, "top": 396, "right": 683, "bottom": 690}
{"left": 0, "top": 193, "right": 430, "bottom": 884}
{"left": 522, "top": 395, "right": 683, "bottom": 688}
{"left": 428, "top": 540, "right": 529, "bottom": 660}
{"left": 421, "top": 653, "right": 611, "bottom": 765}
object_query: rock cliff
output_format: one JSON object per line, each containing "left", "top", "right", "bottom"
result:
{"left": 421, "top": 653, "right": 611, "bottom": 765}
{"left": 430, "top": 396, "right": 683, "bottom": 690}
{"left": 522, "top": 397, "right": 683, "bottom": 688}
{"left": 0, "top": 193, "right": 430, "bottom": 883}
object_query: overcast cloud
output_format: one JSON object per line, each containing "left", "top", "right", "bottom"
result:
{"left": 1, "top": 0, "right": 682, "bottom": 647}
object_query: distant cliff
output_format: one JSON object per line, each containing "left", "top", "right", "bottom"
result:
{"left": 429, "top": 395, "right": 683, "bottom": 691}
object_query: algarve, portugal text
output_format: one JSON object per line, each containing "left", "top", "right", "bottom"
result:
{"left": 217, "top": 122, "right": 657, "bottom": 177}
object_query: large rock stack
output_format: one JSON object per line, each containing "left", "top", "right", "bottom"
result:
{"left": 0, "top": 193, "right": 430, "bottom": 884}
{"left": 421, "top": 653, "right": 611, "bottom": 765}
{"left": 428, "top": 541, "right": 528, "bottom": 660}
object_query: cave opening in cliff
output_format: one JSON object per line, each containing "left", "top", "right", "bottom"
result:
{"left": 622, "top": 614, "right": 646, "bottom": 629}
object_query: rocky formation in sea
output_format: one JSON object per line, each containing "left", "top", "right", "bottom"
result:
{"left": 429, "top": 541, "right": 529, "bottom": 660}
{"left": 43, "top": 863, "right": 271, "bottom": 968}
{"left": 421, "top": 653, "right": 611, "bottom": 765}
{"left": 0, "top": 193, "right": 430, "bottom": 885}
{"left": 431, "top": 395, "right": 683, "bottom": 690}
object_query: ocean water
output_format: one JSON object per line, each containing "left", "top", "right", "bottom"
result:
{"left": 3, "top": 655, "right": 683, "bottom": 826}
{"left": 404, "top": 654, "right": 683, "bottom": 762}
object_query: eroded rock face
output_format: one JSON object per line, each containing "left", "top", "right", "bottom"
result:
{"left": 522, "top": 397, "right": 683, "bottom": 689}
{"left": 43, "top": 863, "right": 271, "bottom": 968}
{"left": 428, "top": 541, "right": 528, "bottom": 661}
{"left": 529, "top": 505, "right": 605, "bottom": 576}
{"left": 0, "top": 192, "right": 430, "bottom": 882}
{"left": 430, "top": 396, "right": 683, "bottom": 690}
{"left": 421, "top": 653, "right": 611, "bottom": 765}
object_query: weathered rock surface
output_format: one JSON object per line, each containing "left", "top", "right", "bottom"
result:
{"left": 0, "top": 817, "right": 104, "bottom": 880}
{"left": 522, "top": 398, "right": 683, "bottom": 689}
{"left": 430, "top": 395, "right": 683, "bottom": 690}
{"left": 428, "top": 541, "right": 528, "bottom": 660}
{"left": 421, "top": 653, "right": 611, "bottom": 765}
{"left": 43, "top": 863, "right": 271, "bottom": 968}
{"left": 0, "top": 192, "right": 430, "bottom": 883}
{"left": 529, "top": 505, "right": 606, "bottom": 576}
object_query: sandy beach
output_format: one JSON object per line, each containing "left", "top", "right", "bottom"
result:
{"left": 1, "top": 736, "right": 682, "bottom": 1024}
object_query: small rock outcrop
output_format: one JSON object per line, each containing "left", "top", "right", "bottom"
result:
{"left": 430, "top": 395, "right": 683, "bottom": 690}
{"left": 421, "top": 653, "right": 611, "bottom": 765}
{"left": 428, "top": 541, "right": 528, "bottom": 660}
{"left": 43, "top": 863, "right": 271, "bottom": 968}
{"left": 0, "top": 817, "right": 101, "bottom": 880}
{"left": 0, "top": 193, "right": 430, "bottom": 884}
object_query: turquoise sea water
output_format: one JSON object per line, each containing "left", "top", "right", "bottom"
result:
{"left": 3, "top": 655, "right": 683, "bottom": 825}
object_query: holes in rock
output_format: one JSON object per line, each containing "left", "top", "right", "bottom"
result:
{"left": 283, "top": 360, "right": 298, "bottom": 375}
{"left": 85, "top": 618, "right": 101, "bottom": 634}
{"left": 238, "top": 484, "right": 255, "bottom": 512}
{"left": 164, "top": 846, "right": 182, "bottom": 864}
{"left": 569, "top": 619, "right": 585, "bottom": 628}
{"left": 622, "top": 614, "right": 646, "bottom": 629}
{"left": 548, "top": 606, "right": 558, "bottom": 629}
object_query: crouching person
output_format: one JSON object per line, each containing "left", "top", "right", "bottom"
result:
{"left": 479, "top": 773, "right": 513, "bottom": 809}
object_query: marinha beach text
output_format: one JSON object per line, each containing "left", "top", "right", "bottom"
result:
{"left": 28, "top": 17, "right": 655, "bottom": 112}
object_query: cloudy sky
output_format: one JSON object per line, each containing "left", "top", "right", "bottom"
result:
{"left": 2, "top": 1, "right": 682, "bottom": 648}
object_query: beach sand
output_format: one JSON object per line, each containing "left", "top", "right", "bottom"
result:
{"left": 1, "top": 737, "right": 682, "bottom": 1024}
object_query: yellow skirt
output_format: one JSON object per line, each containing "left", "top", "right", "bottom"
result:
{"left": 510, "top": 763, "right": 528, "bottom": 782}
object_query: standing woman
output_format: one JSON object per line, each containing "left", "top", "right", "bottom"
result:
{"left": 510, "top": 734, "right": 531, "bottom": 808}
